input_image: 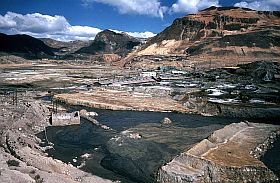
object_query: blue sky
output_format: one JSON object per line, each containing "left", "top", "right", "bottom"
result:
{"left": 0, "top": 0, "right": 279, "bottom": 41}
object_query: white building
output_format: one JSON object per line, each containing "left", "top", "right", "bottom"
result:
{"left": 140, "top": 71, "right": 157, "bottom": 78}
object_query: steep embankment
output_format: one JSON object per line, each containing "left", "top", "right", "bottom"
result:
{"left": 158, "top": 122, "right": 280, "bottom": 183}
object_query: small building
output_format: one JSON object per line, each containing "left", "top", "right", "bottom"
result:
{"left": 50, "top": 111, "right": 80, "bottom": 126}
{"left": 140, "top": 71, "right": 157, "bottom": 78}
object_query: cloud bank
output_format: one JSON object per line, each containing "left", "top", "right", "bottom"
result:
{"left": 234, "top": 0, "right": 280, "bottom": 11}
{"left": 82, "top": 0, "right": 220, "bottom": 15}
{"left": 83, "top": 0, "right": 279, "bottom": 17}
{"left": 0, "top": 12, "right": 155, "bottom": 41}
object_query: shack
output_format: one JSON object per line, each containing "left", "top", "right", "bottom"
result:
{"left": 50, "top": 111, "right": 80, "bottom": 126}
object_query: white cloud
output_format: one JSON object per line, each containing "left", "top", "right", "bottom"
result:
{"left": 126, "top": 31, "right": 156, "bottom": 38}
{"left": 0, "top": 12, "right": 155, "bottom": 41}
{"left": 0, "top": 12, "right": 69, "bottom": 33}
{"left": 82, "top": 0, "right": 168, "bottom": 18}
{"left": 110, "top": 29, "right": 156, "bottom": 38}
{"left": 234, "top": 0, "right": 280, "bottom": 11}
{"left": 0, "top": 12, "right": 101, "bottom": 41}
{"left": 170, "top": 0, "right": 220, "bottom": 13}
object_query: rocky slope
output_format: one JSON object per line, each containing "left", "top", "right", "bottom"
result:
{"left": 77, "top": 30, "right": 140, "bottom": 57}
{"left": 40, "top": 38, "right": 91, "bottom": 55}
{"left": 128, "top": 7, "right": 280, "bottom": 69}
{"left": 0, "top": 33, "right": 55, "bottom": 59}
{"left": 0, "top": 92, "right": 112, "bottom": 183}
{"left": 158, "top": 122, "right": 280, "bottom": 183}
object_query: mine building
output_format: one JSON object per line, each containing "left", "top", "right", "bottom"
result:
{"left": 50, "top": 111, "right": 80, "bottom": 126}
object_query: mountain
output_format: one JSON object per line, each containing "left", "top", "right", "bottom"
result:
{"left": 130, "top": 7, "right": 280, "bottom": 69}
{"left": 0, "top": 33, "right": 54, "bottom": 58}
{"left": 40, "top": 38, "right": 91, "bottom": 55}
{"left": 77, "top": 29, "right": 141, "bottom": 56}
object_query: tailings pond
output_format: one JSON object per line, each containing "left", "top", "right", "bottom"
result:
{"left": 36, "top": 107, "right": 277, "bottom": 183}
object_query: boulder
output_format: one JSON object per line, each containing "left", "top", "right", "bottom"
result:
{"left": 161, "top": 117, "right": 172, "bottom": 125}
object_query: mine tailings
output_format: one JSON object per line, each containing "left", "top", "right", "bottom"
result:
{"left": 37, "top": 104, "right": 280, "bottom": 183}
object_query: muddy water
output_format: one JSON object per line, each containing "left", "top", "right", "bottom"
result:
{"left": 36, "top": 107, "right": 278, "bottom": 183}
{"left": 261, "top": 137, "right": 280, "bottom": 178}
{"left": 87, "top": 108, "right": 243, "bottom": 131}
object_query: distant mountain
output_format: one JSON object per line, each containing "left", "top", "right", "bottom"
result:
{"left": 40, "top": 38, "right": 91, "bottom": 55}
{"left": 0, "top": 33, "right": 54, "bottom": 58}
{"left": 131, "top": 6, "right": 280, "bottom": 68}
{"left": 77, "top": 29, "right": 141, "bottom": 56}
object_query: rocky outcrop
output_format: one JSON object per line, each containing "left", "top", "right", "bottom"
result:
{"left": 158, "top": 122, "right": 280, "bottom": 183}
{"left": 148, "top": 6, "right": 280, "bottom": 47}
{"left": 236, "top": 61, "right": 279, "bottom": 81}
{"left": 77, "top": 29, "right": 140, "bottom": 56}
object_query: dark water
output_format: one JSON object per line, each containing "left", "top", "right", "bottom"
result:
{"left": 37, "top": 106, "right": 280, "bottom": 182}
{"left": 70, "top": 106, "right": 244, "bottom": 131}
{"left": 261, "top": 137, "right": 280, "bottom": 178}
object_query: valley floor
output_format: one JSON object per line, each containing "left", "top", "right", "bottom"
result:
{"left": 0, "top": 59, "right": 280, "bottom": 182}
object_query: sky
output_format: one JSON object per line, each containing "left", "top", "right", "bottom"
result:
{"left": 0, "top": 0, "right": 279, "bottom": 41}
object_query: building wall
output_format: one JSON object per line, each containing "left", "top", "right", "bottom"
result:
{"left": 51, "top": 111, "right": 80, "bottom": 126}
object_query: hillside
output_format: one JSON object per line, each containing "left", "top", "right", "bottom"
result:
{"left": 40, "top": 38, "right": 91, "bottom": 55}
{"left": 77, "top": 29, "right": 141, "bottom": 56}
{"left": 0, "top": 33, "right": 55, "bottom": 59}
{"left": 128, "top": 7, "right": 280, "bottom": 69}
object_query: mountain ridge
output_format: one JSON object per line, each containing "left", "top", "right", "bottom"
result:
{"left": 39, "top": 38, "right": 91, "bottom": 55}
{"left": 127, "top": 6, "right": 280, "bottom": 69}
{"left": 76, "top": 29, "right": 141, "bottom": 57}
{"left": 0, "top": 33, "right": 55, "bottom": 59}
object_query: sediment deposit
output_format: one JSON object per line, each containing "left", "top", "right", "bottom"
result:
{"left": 54, "top": 88, "right": 191, "bottom": 113}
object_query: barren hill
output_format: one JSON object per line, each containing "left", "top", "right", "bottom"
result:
{"left": 0, "top": 33, "right": 55, "bottom": 59}
{"left": 127, "top": 7, "right": 280, "bottom": 69}
{"left": 77, "top": 29, "right": 141, "bottom": 57}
